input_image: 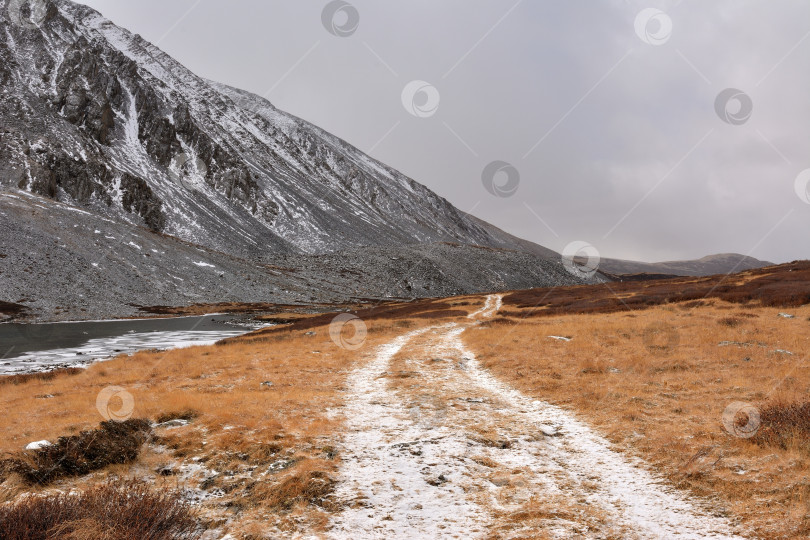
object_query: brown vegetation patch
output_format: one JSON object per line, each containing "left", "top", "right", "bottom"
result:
{"left": 0, "top": 479, "right": 198, "bottom": 540}
{"left": 0, "top": 367, "right": 83, "bottom": 386}
{"left": 409, "top": 309, "right": 469, "bottom": 319}
{"left": 753, "top": 401, "right": 810, "bottom": 450}
{"left": 0, "top": 301, "right": 28, "bottom": 318}
{"left": 227, "top": 299, "right": 463, "bottom": 343}
{"left": 1, "top": 419, "right": 151, "bottom": 485}
{"left": 718, "top": 316, "right": 742, "bottom": 327}
{"left": 132, "top": 301, "right": 360, "bottom": 318}
{"left": 155, "top": 409, "right": 199, "bottom": 424}
{"left": 503, "top": 261, "right": 810, "bottom": 317}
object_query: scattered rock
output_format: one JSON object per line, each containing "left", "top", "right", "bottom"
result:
{"left": 156, "top": 466, "right": 176, "bottom": 476}
{"left": 427, "top": 474, "right": 448, "bottom": 486}
{"left": 490, "top": 475, "right": 510, "bottom": 487}
{"left": 267, "top": 458, "right": 296, "bottom": 473}
{"left": 199, "top": 475, "right": 219, "bottom": 490}
{"left": 155, "top": 419, "right": 190, "bottom": 428}
{"left": 25, "top": 440, "right": 52, "bottom": 450}
{"left": 539, "top": 425, "right": 560, "bottom": 437}
{"left": 718, "top": 341, "right": 766, "bottom": 348}
{"left": 305, "top": 331, "right": 316, "bottom": 336}
{"left": 260, "top": 381, "right": 274, "bottom": 388}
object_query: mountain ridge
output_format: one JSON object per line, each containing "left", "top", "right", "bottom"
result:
{"left": 599, "top": 253, "right": 774, "bottom": 277}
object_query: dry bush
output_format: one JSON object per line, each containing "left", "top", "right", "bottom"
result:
{"left": 1, "top": 419, "right": 151, "bottom": 485}
{"left": 0, "top": 367, "right": 83, "bottom": 386}
{"left": 155, "top": 409, "right": 199, "bottom": 424}
{"left": 718, "top": 316, "right": 742, "bottom": 327}
{"left": 753, "top": 401, "right": 810, "bottom": 450}
{"left": 0, "top": 479, "right": 199, "bottom": 540}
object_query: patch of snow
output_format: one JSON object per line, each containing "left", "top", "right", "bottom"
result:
{"left": 25, "top": 440, "right": 52, "bottom": 450}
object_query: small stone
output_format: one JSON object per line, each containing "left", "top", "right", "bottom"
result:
{"left": 156, "top": 466, "right": 176, "bottom": 476}
{"left": 778, "top": 313, "right": 795, "bottom": 319}
{"left": 539, "top": 425, "right": 559, "bottom": 437}
{"left": 490, "top": 475, "right": 510, "bottom": 487}
{"left": 261, "top": 381, "right": 274, "bottom": 388}
{"left": 427, "top": 474, "right": 448, "bottom": 486}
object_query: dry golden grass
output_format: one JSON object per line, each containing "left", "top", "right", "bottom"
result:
{"left": 1, "top": 266, "right": 807, "bottom": 537}
{"left": 464, "top": 299, "right": 810, "bottom": 538}
{"left": 0, "top": 316, "right": 433, "bottom": 536}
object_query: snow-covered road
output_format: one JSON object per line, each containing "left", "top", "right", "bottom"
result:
{"left": 329, "top": 295, "right": 744, "bottom": 539}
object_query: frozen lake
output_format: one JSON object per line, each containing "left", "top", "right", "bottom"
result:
{"left": 0, "top": 314, "right": 265, "bottom": 375}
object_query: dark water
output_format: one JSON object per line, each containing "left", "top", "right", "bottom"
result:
{"left": 0, "top": 315, "right": 264, "bottom": 375}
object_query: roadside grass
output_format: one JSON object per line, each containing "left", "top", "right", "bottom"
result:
{"left": 0, "top": 316, "right": 436, "bottom": 536}
{"left": 463, "top": 300, "right": 810, "bottom": 538}
{"left": 0, "top": 479, "right": 198, "bottom": 540}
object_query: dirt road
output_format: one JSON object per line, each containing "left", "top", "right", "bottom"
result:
{"left": 329, "top": 295, "right": 743, "bottom": 539}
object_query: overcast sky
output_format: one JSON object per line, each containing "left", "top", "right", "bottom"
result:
{"left": 77, "top": 0, "right": 809, "bottom": 264}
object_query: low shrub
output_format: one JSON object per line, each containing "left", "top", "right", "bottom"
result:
{"left": 1, "top": 419, "right": 151, "bottom": 484}
{"left": 752, "top": 401, "right": 810, "bottom": 450}
{"left": 0, "top": 367, "right": 83, "bottom": 386}
{"left": 718, "top": 316, "right": 743, "bottom": 327}
{"left": 0, "top": 479, "right": 199, "bottom": 540}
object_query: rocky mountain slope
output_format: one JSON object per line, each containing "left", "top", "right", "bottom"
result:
{"left": 0, "top": 0, "right": 551, "bottom": 259}
{"left": 0, "top": 0, "right": 600, "bottom": 321}
{"left": 0, "top": 190, "right": 588, "bottom": 321}
{"left": 599, "top": 253, "right": 774, "bottom": 277}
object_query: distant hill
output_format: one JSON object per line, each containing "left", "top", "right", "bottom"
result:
{"left": 599, "top": 253, "right": 774, "bottom": 277}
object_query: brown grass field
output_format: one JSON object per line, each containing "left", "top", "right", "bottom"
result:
{"left": 0, "top": 262, "right": 808, "bottom": 538}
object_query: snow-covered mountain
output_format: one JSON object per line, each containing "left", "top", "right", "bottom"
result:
{"left": 0, "top": 0, "right": 548, "bottom": 259}
{"left": 0, "top": 0, "right": 601, "bottom": 321}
